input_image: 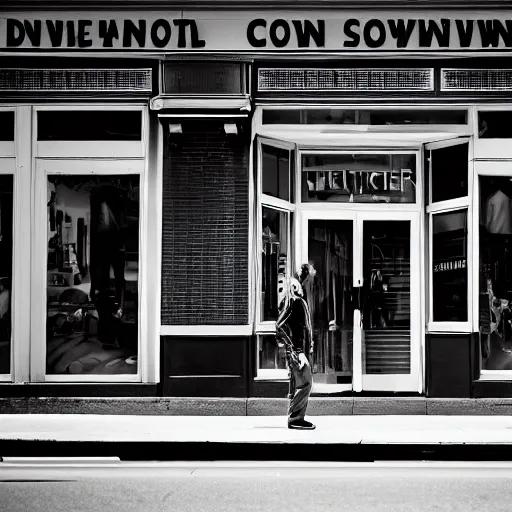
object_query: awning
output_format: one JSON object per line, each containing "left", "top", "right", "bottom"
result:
{"left": 257, "top": 128, "right": 470, "bottom": 149}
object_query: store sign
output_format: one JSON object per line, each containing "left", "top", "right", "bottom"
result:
{"left": 433, "top": 259, "right": 467, "bottom": 273}
{"left": 3, "top": 11, "right": 512, "bottom": 51}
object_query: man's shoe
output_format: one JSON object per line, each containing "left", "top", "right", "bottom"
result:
{"left": 288, "top": 419, "right": 316, "bottom": 430}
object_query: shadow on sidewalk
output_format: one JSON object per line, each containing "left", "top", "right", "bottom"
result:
{"left": 3, "top": 441, "right": 512, "bottom": 462}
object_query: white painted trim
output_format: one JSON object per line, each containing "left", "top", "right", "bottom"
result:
{"left": 261, "top": 195, "right": 296, "bottom": 212}
{"left": 255, "top": 323, "right": 277, "bottom": 334}
{"left": 44, "top": 375, "right": 141, "bottom": 383}
{"left": 160, "top": 325, "right": 252, "bottom": 336}
{"left": 254, "top": 369, "right": 288, "bottom": 381}
{"left": 0, "top": 142, "right": 15, "bottom": 157}
{"left": 34, "top": 104, "right": 148, "bottom": 112}
{"left": 138, "top": 107, "right": 150, "bottom": 383}
{"left": 0, "top": 374, "right": 12, "bottom": 381}
{"left": 426, "top": 196, "right": 471, "bottom": 214}
{"left": 427, "top": 322, "right": 473, "bottom": 333}
{"left": 151, "top": 95, "right": 251, "bottom": 111}
{"left": 475, "top": 161, "right": 512, "bottom": 175}
{"left": 257, "top": 136, "right": 295, "bottom": 151}
{"left": 424, "top": 136, "right": 471, "bottom": 151}
{"left": 418, "top": 146, "right": 426, "bottom": 394}
{"left": 33, "top": 159, "right": 145, "bottom": 175}
{"left": 362, "top": 374, "right": 418, "bottom": 392}
{"left": 147, "top": 114, "right": 163, "bottom": 384}
{"left": 36, "top": 141, "right": 145, "bottom": 159}
{"left": 248, "top": 118, "right": 255, "bottom": 327}
{"left": 13, "top": 106, "right": 32, "bottom": 383}
{"left": 479, "top": 371, "right": 512, "bottom": 381}
{"left": 0, "top": 159, "right": 16, "bottom": 174}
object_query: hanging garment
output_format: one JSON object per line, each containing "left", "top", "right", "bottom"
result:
{"left": 486, "top": 189, "right": 512, "bottom": 235}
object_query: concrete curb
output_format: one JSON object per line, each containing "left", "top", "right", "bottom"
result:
{"left": 3, "top": 397, "right": 512, "bottom": 415}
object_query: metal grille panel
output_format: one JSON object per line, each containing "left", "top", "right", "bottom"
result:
{"left": 258, "top": 68, "right": 434, "bottom": 92}
{"left": 161, "top": 121, "right": 249, "bottom": 325}
{"left": 0, "top": 69, "right": 152, "bottom": 92}
{"left": 442, "top": 69, "right": 512, "bottom": 91}
{"left": 364, "top": 330, "right": 411, "bottom": 375}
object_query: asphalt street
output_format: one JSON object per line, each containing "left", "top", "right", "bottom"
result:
{"left": 1, "top": 460, "right": 512, "bottom": 512}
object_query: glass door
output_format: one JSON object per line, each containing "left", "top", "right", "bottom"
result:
{"left": 302, "top": 212, "right": 357, "bottom": 391}
{"left": 359, "top": 213, "right": 421, "bottom": 392}
{"left": 302, "top": 210, "right": 421, "bottom": 392}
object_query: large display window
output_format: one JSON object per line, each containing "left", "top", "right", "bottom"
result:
{"left": 478, "top": 170, "right": 512, "bottom": 373}
{"left": 29, "top": 105, "right": 149, "bottom": 383}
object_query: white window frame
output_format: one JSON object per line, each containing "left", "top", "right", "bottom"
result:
{"left": 255, "top": 136, "right": 296, "bottom": 334}
{"left": 426, "top": 137, "right": 473, "bottom": 333}
{"left": 30, "top": 103, "right": 153, "bottom": 383}
{"left": 0, "top": 106, "right": 19, "bottom": 382}
{"left": 474, "top": 161, "right": 512, "bottom": 380}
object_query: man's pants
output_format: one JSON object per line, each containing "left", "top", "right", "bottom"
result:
{"left": 287, "top": 356, "right": 313, "bottom": 423}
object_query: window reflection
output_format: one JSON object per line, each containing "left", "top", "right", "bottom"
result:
{"left": 261, "top": 207, "right": 288, "bottom": 322}
{"left": 46, "top": 176, "right": 139, "bottom": 375}
{"left": 432, "top": 210, "right": 468, "bottom": 322}
{"left": 0, "top": 176, "right": 13, "bottom": 375}
{"left": 479, "top": 176, "right": 512, "bottom": 370}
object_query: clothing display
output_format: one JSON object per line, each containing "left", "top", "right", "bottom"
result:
{"left": 485, "top": 189, "right": 512, "bottom": 235}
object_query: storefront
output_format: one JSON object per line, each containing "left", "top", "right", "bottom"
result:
{"left": 1, "top": 2, "right": 512, "bottom": 401}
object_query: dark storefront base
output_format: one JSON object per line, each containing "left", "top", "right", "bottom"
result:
{"left": 0, "top": 334, "right": 510, "bottom": 402}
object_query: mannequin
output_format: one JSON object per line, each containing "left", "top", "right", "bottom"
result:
{"left": 89, "top": 186, "right": 126, "bottom": 348}
{"left": 485, "top": 181, "right": 512, "bottom": 235}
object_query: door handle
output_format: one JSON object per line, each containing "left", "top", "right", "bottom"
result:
{"left": 352, "top": 284, "right": 362, "bottom": 311}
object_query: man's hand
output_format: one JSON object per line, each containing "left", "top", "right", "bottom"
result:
{"left": 298, "top": 353, "right": 309, "bottom": 370}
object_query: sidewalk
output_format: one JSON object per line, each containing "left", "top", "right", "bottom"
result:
{"left": 2, "top": 414, "right": 512, "bottom": 445}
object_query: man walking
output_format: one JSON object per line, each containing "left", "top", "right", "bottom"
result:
{"left": 276, "top": 264, "right": 316, "bottom": 430}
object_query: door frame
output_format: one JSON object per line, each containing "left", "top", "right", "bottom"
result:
{"left": 301, "top": 208, "right": 422, "bottom": 393}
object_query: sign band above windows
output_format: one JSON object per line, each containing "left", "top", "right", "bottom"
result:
{"left": 3, "top": 11, "right": 512, "bottom": 52}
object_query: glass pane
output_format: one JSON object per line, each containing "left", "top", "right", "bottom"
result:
{"left": 262, "top": 108, "right": 467, "bottom": 125}
{"left": 258, "top": 334, "right": 287, "bottom": 370}
{"left": 0, "top": 111, "right": 14, "bottom": 141}
{"left": 431, "top": 143, "right": 468, "bottom": 203}
{"left": 362, "top": 221, "right": 411, "bottom": 375}
{"left": 0, "top": 176, "right": 13, "bottom": 375}
{"left": 302, "top": 153, "right": 416, "bottom": 204}
{"left": 479, "top": 177, "right": 512, "bottom": 369}
{"left": 307, "top": 220, "right": 353, "bottom": 384}
{"left": 432, "top": 210, "right": 468, "bottom": 322}
{"left": 38, "top": 111, "right": 142, "bottom": 141}
{"left": 478, "top": 111, "right": 512, "bottom": 138}
{"left": 46, "top": 175, "right": 139, "bottom": 375}
{"left": 261, "top": 207, "right": 288, "bottom": 322}
{"left": 262, "top": 144, "right": 290, "bottom": 201}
